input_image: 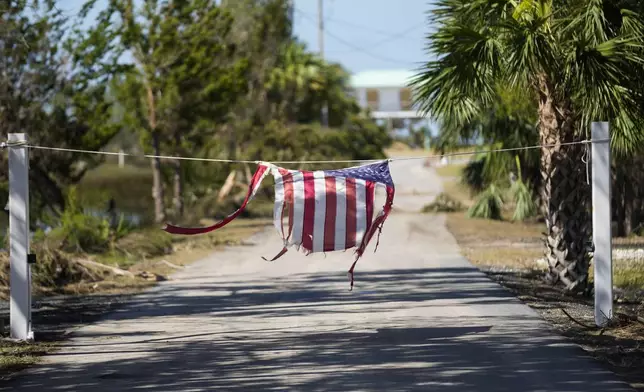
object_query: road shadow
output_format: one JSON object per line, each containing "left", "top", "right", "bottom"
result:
{"left": 1, "top": 266, "right": 633, "bottom": 392}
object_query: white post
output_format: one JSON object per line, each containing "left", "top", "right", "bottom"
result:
{"left": 591, "top": 122, "right": 612, "bottom": 327}
{"left": 118, "top": 149, "right": 125, "bottom": 168}
{"left": 8, "top": 133, "right": 32, "bottom": 341}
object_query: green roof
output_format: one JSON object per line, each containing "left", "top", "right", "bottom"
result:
{"left": 349, "top": 70, "right": 416, "bottom": 88}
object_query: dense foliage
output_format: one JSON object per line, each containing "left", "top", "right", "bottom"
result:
{"left": 0, "top": 0, "right": 391, "bottom": 239}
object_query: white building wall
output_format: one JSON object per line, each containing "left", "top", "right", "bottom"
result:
{"left": 354, "top": 88, "right": 367, "bottom": 108}
{"left": 377, "top": 88, "right": 401, "bottom": 111}
{"left": 351, "top": 87, "right": 405, "bottom": 111}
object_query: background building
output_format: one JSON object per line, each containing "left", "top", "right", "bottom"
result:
{"left": 349, "top": 69, "right": 434, "bottom": 141}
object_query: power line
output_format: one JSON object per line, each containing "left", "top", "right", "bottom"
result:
{"left": 318, "top": 0, "right": 328, "bottom": 127}
{"left": 293, "top": 7, "right": 425, "bottom": 55}
{"left": 327, "top": 22, "right": 425, "bottom": 55}
{"left": 324, "top": 29, "right": 419, "bottom": 65}
{"left": 295, "top": 9, "right": 417, "bottom": 66}
{"left": 321, "top": 10, "right": 424, "bottom": 39}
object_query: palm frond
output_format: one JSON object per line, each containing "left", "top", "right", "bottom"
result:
{"left": 410, "top": 11, "right": 502, "bottom": 123}
{"left": 467, "top": 184, "right": 504, "bottom": 220}
{"left": 511, "top": 179, "right": 537, "bottom": 221}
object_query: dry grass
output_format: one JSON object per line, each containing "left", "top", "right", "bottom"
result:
{"left": 446, "top": 212, "right": 542, "bottom": 243}
{"left": 436, "top": 163, "right": 546, "bottom": 271}
{"left": 434, "top": 163, "right": 466, "bottom": 178}
{"left": 0, "top": 340, "right": 56, "bottom": 379}
{"left": 462, "top": 248, "right": 544, "bottom": 270}
{"left": 385, "top": 143, "right": 479, "bottom": 159}
{"left": 385, "top": 144, "right": 431, "bottom": 158}
{"left": 447, "top": 213, "right": 543, "bottom": 269}
{"left": 65, "top": 218, "right": 271, "bottom": 296}
{"left": 611, "top": 262, "right": 644, "bottom": 292}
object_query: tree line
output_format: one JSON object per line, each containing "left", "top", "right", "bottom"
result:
{"left": 0, "top": 0, "right": 391, "bottom": 231}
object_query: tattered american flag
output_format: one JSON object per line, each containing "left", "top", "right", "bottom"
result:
{"left": 163, "top": 161, "right": 395, "bottom": 289}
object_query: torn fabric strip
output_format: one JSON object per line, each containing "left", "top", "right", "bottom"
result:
{"left": 163, "top": 161, "right": 395, "bottom": 289}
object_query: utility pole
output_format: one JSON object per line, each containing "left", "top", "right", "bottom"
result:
{"left": 318, "top": 0, "right": 328, "bottom": 127}
{"left": 287, "top": 0, "right": 294, "bottom": 31}
{"left": 318, "top": 0, "right": 324, "bottom": 59}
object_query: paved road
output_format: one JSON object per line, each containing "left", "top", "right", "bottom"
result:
{"left": 4, "top": 161, "right": 633, "bottom": 391}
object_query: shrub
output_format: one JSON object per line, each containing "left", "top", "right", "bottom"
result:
{"left": 467, "top": 184, "right": 504, "bottom": 220}
{"left": 422, "top": 193, "right": 464, "bottom": 213}
{"left": 510, "top": 156, "right": 538, "bottom": 222}
{"left": 44, "top": 187, "right": 134, "bottom": 254}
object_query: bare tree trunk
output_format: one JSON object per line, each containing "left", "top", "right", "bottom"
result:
{"left": 217, "top": 171, "right": 237, "bottom": 203}
{"left": 172, "top": 133, "right": 184, "bottom": 218}
{"left": 615, "top": 165, "right": 626, "bottom": 237}
{"left": 172, "top": 160, "right": 183, "bottom": 218}
{"left": 625, "top": 194, "right": 634, "bottom": 235}
{"left": 150, "top": 132, "right": 165, "bottom": 224}
{"left": 537, "top": 74, "right": 591, "bottom": 293}
{"left": 146, "top": 84, "right": 165, "bottom": 224}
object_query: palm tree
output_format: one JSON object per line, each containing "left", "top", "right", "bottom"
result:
{"left": 410, "top": 0, "right": 644, "bottom": 292}
{"left": 267, "top": 42, "right": 325, "bottom": 122}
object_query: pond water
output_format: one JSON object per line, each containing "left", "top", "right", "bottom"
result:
{"left": 84, "top": 208, "right": 144, "bottom": 227}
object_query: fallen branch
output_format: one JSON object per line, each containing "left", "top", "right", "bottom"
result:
{"left": 560, "top": 308, "right": 597, "bottom": 330}
{"left": 614, "top": 311, "right": 644, "bottom": 326}
{"left": 244, "top": 163, "right": 252, "bottom": 185}
{"left": 156, "top": 259, "right": 185, "bottom": 270}
{"left": 217, "top": 171, "right": 237, "bottom": 202}
{"left": 75, "top": 258, "right": 135, "bottom": 278}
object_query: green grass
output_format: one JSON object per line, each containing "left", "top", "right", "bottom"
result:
{"left": 614, "top": 265, "right": 644, "bottom": 291}
{"left": 595, "top": 261, "right": 644, "bottom": 291}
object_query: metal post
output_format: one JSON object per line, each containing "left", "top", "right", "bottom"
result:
{"left": 8, "top": 133, "right": 32, "bottom": 341}
{"left": 591, "top": 122, "right": 612, "bottom": 327}
{"left": 317, "top": 0, "right": 324, "bottom": 59}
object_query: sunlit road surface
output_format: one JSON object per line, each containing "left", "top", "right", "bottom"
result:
{"left": 3, "top": 160, "right": 633, "bottom": 392}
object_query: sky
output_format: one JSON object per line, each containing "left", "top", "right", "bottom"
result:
{"left": 63, "top": 0, "right": 433, "bottom": 74}
{"left": 292, "top": 0, "right": 431, "bottom": 73}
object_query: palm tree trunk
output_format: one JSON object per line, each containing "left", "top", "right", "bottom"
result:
{"left": 624, "top": 194, "right": 634, "bottom": 235}
{"left": 537, "top": 75, "right": 591, "bottom": 292}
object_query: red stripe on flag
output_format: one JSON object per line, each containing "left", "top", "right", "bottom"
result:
{"left": 164, "top": 165, "right": 268, "bottom": 235}
{"left": 302, "top": 171, "right": 316, "bottom": 252}
{"left": 323, "top": 176, "right": 337, "bottom": 252}
{"left": 345, "top": 177, "right": 357, "bottom": 248}
{"left": 279, "top": 169, "right": 294, "bottom": 242}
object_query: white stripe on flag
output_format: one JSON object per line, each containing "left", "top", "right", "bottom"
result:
{"left": 355, "top": 179, "right": 367, "bottom": 244}
{"left": 334, "top": 177, "right": 347, "bottom": 251}
{"left": 272, "top": 169, "right": 285, "bottom": 238}
{"left": 290, "top": 171, "right": 305, "bottom": 247}
{"left": 312, "top": 171, "right": 327, "bottom": 252}
{"left": 250, "top": 164, "right": 270, "bottom": 198}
